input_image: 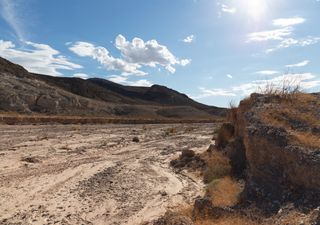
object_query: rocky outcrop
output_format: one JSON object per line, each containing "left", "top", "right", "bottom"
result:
{"left": 216, "top": 93, "right": 320, "bottom": 211}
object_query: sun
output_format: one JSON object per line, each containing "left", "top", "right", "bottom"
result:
{"left": 238, "top": 0, "right": 269, "bottom": 20}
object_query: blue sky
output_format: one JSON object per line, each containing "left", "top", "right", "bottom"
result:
{"left": 0, "top": 0, "right": 319, "bottom": 107}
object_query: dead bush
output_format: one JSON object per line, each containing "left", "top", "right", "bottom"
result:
{"left": 206, "top": 177, "right": 241, "bottom": 207}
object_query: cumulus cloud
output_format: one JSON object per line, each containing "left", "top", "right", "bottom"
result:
{"left": 0, "top": 40, "right": 82, "bottom": 76}
{"left": 226, "top": 74, "right": 233, "bottom": 79}
{"left": 183, "top": 35, "right": 195, "bottom": 43}
{"left": 69, "top": 41, "right": 147, "bottom": 76}
{"left": 108, "top": 75, "right": 152, "bottom": 87}
{"left": 286, "top": 60, "right": 310, "bottom": 68}
{"left": 115, "top": 35, "right": 190, "bottom": 73}
{"left": 273, "top": 17, "right": 306, "bottom": 27}
{"left": 70, "top": 35, "right": 190, "bottom": 76}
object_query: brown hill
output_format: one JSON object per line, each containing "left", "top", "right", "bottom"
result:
{"left": 0, "top": 57, "right": 226, "bottom": 121}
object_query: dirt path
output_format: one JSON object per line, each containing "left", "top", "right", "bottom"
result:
{"left": 0, "top": 123, "right": 217, "bottom": 225}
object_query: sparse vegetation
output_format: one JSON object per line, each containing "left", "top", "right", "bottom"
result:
{"left": 202, "top": 152, "right": 231, "bottom": 184}
{"left": 257, "top": 76, "right": 301, "bottom": 100}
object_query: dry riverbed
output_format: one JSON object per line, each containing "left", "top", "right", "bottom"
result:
{"left": 0, "top": 123, "right": 218, "bottom": 225}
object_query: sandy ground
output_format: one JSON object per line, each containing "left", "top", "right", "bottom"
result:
{"left": 0, "top": 123, "right": 217, "bottom": 225}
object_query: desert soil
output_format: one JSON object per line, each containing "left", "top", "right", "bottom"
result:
{"left": 0, "top": 123, "right": 217, "bottom": 225}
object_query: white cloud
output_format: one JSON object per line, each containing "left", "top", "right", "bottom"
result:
{"left": 233, "top": 73, "right": 320, "bottom": 95}
{"left": 0, "top": 0, "right": 27, "bottom": 41}
{"left": 286, "top": 60, "right": 309, "bottom": 68}
{"left": 266, "top": 37, "right": 320, "bottom": 53}
{"left": 226, "top": 74, "right": 233, "bottom": 79}
{"left": 255, "top": 70, "right": 280, "bottom": 75}
{"left": 73, "top": 73, "right": 90, "bottom": 79}
{"left": 69, "top": 41, "right": 146, "bottom": 76}
{"left": 180, "top": 59, "right": 191, "bottom": 66}
{"left": 194, "top": 73, "right": 320, "bottom": 99}
{"left": 183, "top": 35, "right": 195, "bottom": 43}
{"left": 193, "top": 87, "right": 236, "bottom": 99}
{"left": 248, "top": 27, "right": 293, "bottom": 42}
{"left": 70, "top": 35, "right": 190, "bottom": 76}
{"left": 221, "top": 4, "right": 237, "bottom": 14}
{"left": 108, "top": 75, "right": 152, "bottom": 87}
{"left": 273, "top": 17, "right": 306, "bottom": 27}
{"left": 247, "top": 16, "right": 319, "bottom": 53}
{"left": 115, "top": 34, "right": 190, "bottom": 73}
{"left": 0, "top": 40, "right": 82, "bottom": 76}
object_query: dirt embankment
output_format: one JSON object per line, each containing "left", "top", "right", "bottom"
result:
{"left": 0, "top": 123, "right": 218, "bottom": 225}
{"left": 213, "top": 92, "right": 320, "bottom": 223}
{"left": 155, "top": 93, "right": 320, "bottom": 225}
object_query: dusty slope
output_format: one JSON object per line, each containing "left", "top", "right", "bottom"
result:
{"left": 0, "top": 123, "right": 218, "bottom": 225}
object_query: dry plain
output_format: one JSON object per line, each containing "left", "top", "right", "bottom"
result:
{"left": 0, "top": 123, "right": 217, "bottom": 225}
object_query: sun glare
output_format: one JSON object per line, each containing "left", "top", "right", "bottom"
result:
{"left": 238, "top": 0, "right": 269, "bottom": 20}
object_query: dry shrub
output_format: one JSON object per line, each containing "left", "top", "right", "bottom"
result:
{"left": 257, "top": 76, "right": 301, "bottom": 100}
{"left": 227, "top": 100, "right": 238, "bottom": 123}
{"left": 176, "top": 205, "right": 193, "bottom": 218}
{"left": 165, "top": 127, "right": 178, "bottom": 135}
{"left": 185, "top": 127, "right": 195, "bottom": 133}
{"left": 206, "top": 177, "right": 241, "bottom": 207}
{"left": 202, "top": 152, "right": 231, "bottom": 184}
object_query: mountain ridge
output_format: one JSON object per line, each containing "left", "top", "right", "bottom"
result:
{"left": 0, "top": 57, "right": 226, "bottom": 120}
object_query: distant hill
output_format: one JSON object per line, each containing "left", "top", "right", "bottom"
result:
{"left": 0, "top": 57, "right": 226, "bottom": 121}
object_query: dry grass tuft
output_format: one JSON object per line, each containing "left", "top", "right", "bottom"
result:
{"left": 206, "top": 177, "right": 241, "bottom": 207}
{"left": 202, "top": 152, "right": 231, "bottom": 184}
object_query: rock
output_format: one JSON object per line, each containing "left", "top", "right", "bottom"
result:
{"left": 193, "top": 196, "right": 213, "bottom": 218}
{"left": 21, "top": 156, "right": 41, "bottom": 163}
{"left": 181, "top": 150, "right": 195, "bottom": 158}
{"left": 310, "top": 207, "right": 320, "bottom": 225}
{"left": 206, "top": 144, "right": 215, "bottom": 153}
{"left": 159, "top": 191, "right": 168, "bottom": 196}
{"left": 132, "top": 137, "right": 140, "bottom": 143}
{"left": 170, "top": 150, "right": 205, "bottom": 170}
{"left": 192, "top": 196, "right": 232, "bottom": 220}
{"left": 153, "top": 211, "right": 193, "bottom": 225}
